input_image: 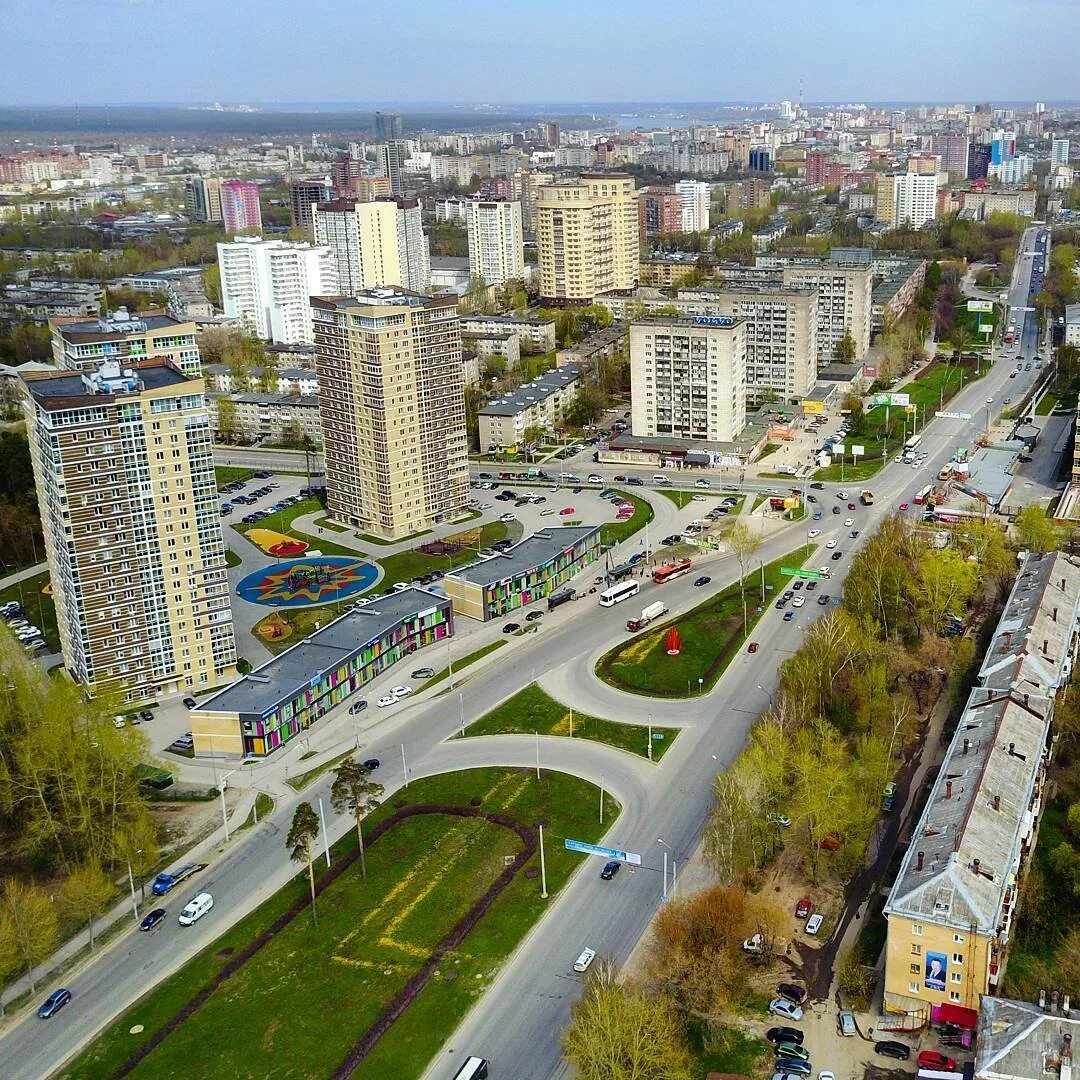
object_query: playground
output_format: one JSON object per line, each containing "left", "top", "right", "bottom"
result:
{"left": 236, "top": 556, "right": 379, "bottom": 608}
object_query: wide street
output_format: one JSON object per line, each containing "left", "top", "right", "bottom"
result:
{"left": 1, "top": 228, "right": 1051, "bottom": 1080}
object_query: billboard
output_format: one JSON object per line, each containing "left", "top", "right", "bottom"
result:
{"left": 851, "top": 444, "right": 865, "bottom": 456}
{"left": 873, "top": 392, "right": 911, "bottom": 407}
{"left": 691, "top": 315, "right": 735, "bottom": 327}
{"left": 967, "top": 300, "right": 994, "bottom": 313}
{"left": 802, "top": 400, "right": 825, "bottom": 415}
{"left": 925, "top": 951, "right": 947, "bottom": 991}
{"left": 564, "top": 838, "right": 642, "bottom": 865}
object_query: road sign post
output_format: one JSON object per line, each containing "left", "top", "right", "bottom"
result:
{"left": 564, "top": 838, "right": 642, "bottom": 865}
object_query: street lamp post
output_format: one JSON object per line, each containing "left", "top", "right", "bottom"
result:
{"left": 126, "top": 850, "right": 143, "bottom": 923}
{"left": 756, "top": 684, "right": 775, "bottom": 709}
{"left": 657, "top": 838, "right": 675, "bottom": 901}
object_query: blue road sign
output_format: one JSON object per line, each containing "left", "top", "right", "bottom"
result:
{"left": 564, "top": 838, "right": 642, "bottom": 865}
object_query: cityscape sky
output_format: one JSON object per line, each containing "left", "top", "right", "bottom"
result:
{"left": 3, "top": 0, "right": 1077, "bottom": 107}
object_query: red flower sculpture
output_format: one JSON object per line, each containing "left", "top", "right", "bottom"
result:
{"left": 665, "top": 626, "right": 682, "bottom": 656}
{"left": 268, "top": 539, "right": 309, "bottom": 557}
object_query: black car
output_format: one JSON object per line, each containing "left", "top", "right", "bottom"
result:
{"left": 411, "top": 667, "right": 435, "bottom": 678}
{"left": 832, "top": 506, "right": 841, "bottom": 515}
{"left": 775, "top": 598, "right": 788, "bottom": 609}
{"left": 875, "top": 1041, "right": 911, "bottom": 1060}
{"left": 766, "top": 1026, "right": 804, "bottom": 1046}
{"left": 478, "top": 472, "right": 493, "bottom": 479}
{"left": 805, "top": 581, "right": 817, "bottom": 592}
{"left": 362, "top": 758, "right": 381, "bottom": 771}
{"left": 253, "top": 470, "right": 272, "bottom": 479}
{"left": 831, "top": 551, "right": 843, "bottom": 561}
{"left": 775, "top": 1058, "right": 811, "bottom": 1076}
{"left": 348, "top": 700, "right": 368, "bottom": 715}
{"left": 806, "top": 495, "right": 817, "bottom": 503}
{"left": 139, "top": 710, "right": 154, "bottom": 722}
{"left": 693, "top": 576, "right": 711, "bottom": 587}
{"left": 817, "top": 594, "right": 830, "bottom": 605}
{"left": 600, "top": 860, "right": 620, "bottom": 880}
{"left": 182, "top": 697, "right": 197, "bottom": 709}
{"left": 778, "top": 982, "right": 807, "bottom": 1005}
{"left": 139, "top": 907, "right": 167, "bottom": 932}
{"left": 626, "top": 477, "right": 644, "bottom": 486}
{"left": 809, "top": 482, "right": 824, "bottom": 489}
{"left": 503, "top": 623, "right": 520, "bottom": 634}
{"left": 525, "top": 611, "right": 544, "bottom": 621}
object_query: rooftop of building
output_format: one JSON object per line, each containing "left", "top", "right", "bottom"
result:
{"left": 629, "top": 315, "right": 747, "bottom": 331}
{"left": 447, "top": 525, "right": 600, "bottom": 586}
{"left": 217, "top": 390, "right": 318, "bottom": 407}
{"left": 194, "top": 588, "right": 448, "bottom": 717}
{"left": 1066, "top": 303, "right": 1080, "bottom": 325}
{"left": 605, "top": 419, "right": 769, "bottom": 459}
{"left": 976, "top": 996, "right": 1080, "bottom": 1080}
{"left": 23, "top": 357, "right": 191, "bottom": 405}
{"left": 677, "top": 283, "right": 816, "bottom": 299}
{"left": 559, "top": 323, "right": 629, "bottom": 352}
{"left": 957, "top": 441, "right": 1025, "bottom": 506}
{"left": 429, "top": 257, "right": 471, "bottom": 271}
{"left": 460, "top": 314, "right": 556, "bottom": 327}
{"left": 311, "top": 289, "right": 454, "bottom": 311}
{"left": 53, "top": 308, "right": 189, "bottom": 340}
{"left": 479, "top": 364, "right": 583, "bottom": 416}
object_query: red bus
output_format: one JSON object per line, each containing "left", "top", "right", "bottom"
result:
{"left": 914, "top": 484, "right": 933, "bottom": 505}
{"left": 652, "top": 558, "right": 692, "bottom": 584}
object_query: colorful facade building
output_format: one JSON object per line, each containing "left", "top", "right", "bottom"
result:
{"left": 191, "top": 588, "right": 452, "bottom": 757}
{"left": 443, "top": 526, "right": 601, "bottom": 621}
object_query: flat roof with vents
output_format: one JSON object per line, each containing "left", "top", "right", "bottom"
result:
{"left": 478, "top": 364, "right": 582, "bottom": 417}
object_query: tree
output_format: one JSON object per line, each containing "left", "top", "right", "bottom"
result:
{"left": 833, "top": 328, "right": 857, "bottom": 363}
{"left": 1015, "top": 503, "right": 1063, "bottom": 554}
{"left": 463, "top": 274, "right": 493, "bottom": 315}
{"left": 561, "top": 386, "right": 605, "bottom": 430}
{"left": 522, "top": 424, "right": 546, "bottom": 448}
{"left": 562, "top": 967, "right": 694, "bottom": 1080}
{"left": 286, "top": 802, "right": 320, "bottom": 925}
{"left": 915, "top": 547, "right": 979, "bottom": 635}
{"left": 330, "top": 758, "right": 384, "bottom": 879}
{"left": 0, "top": 880, "right": 57, "bottom": 992}
{"left": 216, "top": 396, "right": 238, "bottom": 443}
{"left": 59, "top": 860, "right": 113, "bottom": 951}
{"left": 279, "top": 420, "right": 305, "bottom": 449}
{"left": 727, "top": 522, "right": 763, "bottom": 637}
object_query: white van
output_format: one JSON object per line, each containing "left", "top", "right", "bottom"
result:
{"left": 178, "top": 892, "right": 214, "bottom": 926}
{"left": 652, "top": 474, "right": 671, "bottom": 485}
{"left": 573, "top": 947, "right": 596, "bottom": 973}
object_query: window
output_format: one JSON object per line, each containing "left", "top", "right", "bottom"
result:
{"left": 910, "top": 943, "right": 922, "bottom": 956}
{"left": 951, "top": 973, "right": 962, "bottom": 984}
{"left": 949, "top": 991, "right": 961, "bottom": 1002}
{"left": 910, "top": 963, "right": 921, "bottom": 975}
{"left": 909, "top": 981, "right": 920, "bottom": 994}
{"left": 952, "top": 952, "right": 964, "bottom": 964}
{"left": 912, "top": 923, "right": 923, "bottom": 936}
{"left": 953, "top": 933, "right": 965, "bottom": 944}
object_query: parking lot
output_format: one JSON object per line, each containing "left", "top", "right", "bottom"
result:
{"left": 0, "top": 599, "right": 47, "bottom": 657}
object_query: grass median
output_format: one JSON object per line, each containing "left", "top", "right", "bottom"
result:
{"left": 232, "top": 496, "right": 363, "bottom": 558}
{"left": 596, "top": 545, "right": 815, "bottom": 698}
{"left": 459, "top": 682, "right": 679, "bottom": 760}
{"left": 62, "top": 767, "right": 619, "bottom": 1080}
{"left": 428, "top": 639, "right": 506, "bottom": 687}
{"left": 599, "top": 488, "right": 654, "bottom": 547}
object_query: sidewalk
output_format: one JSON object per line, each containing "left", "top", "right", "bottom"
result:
{"left": 0, "top": 561, "right": 47, "bottom": 591}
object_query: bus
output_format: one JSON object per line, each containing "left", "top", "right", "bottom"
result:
{"left": 598, "top": 580, "right": 641, "bottom": 607}
{"left": 652, "top": 558, "right": 693, "bottom": 584}
{"left": 451, "top": 1058, "right": 490, "bottom": 1080}
{"left": 914, "top": 484, "right": 933, "bottom": 505}
{"left": 605, "top": 560, "right": 636, "bottom": 583}
{"left": 903, "top": 434, "right": 922, "bottom": 454}
{"left": 547, "top": 588, "right": 576, "bottom": 611}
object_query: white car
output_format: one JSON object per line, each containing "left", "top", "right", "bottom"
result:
{"left": 540, "top": 508, "right": 555, "bottom": 516}
{"left": 390, "top": 685, "right": 412, "bottom": 699}
{"left": 692, "top": 494, "right": 706, "bottom": 501}
{"left": 695, "top": 478, "right": 711, "bottom": 488}
{"left": 791, "top": 596, "right": 806, "bottom": 608}
{"left": 769, "top": 998, "right": 804, "bottom": 1021}
{"left": 818, "top": 566, "right": 831, "bottom": 578}
{"left": 825, "top": 539, "right": 837, "bottom": 549}
{"left": 376, "top": 696, "right": 397, "bottom": 708}
{"left": 843, "top": 518, "right": 854, "bottom": 527}
{"left": 807, "top": 529, "right": 821, "bottom": 538}
{"left": 805, "top": 913, "right": 824, "bottom": 935}
{"left": 587, "top": 474, "right": 603, "bottom": 484}
{"left": 499, "top": 513, "right": 516, "bottom": 523}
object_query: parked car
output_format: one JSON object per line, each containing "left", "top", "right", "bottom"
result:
{"left": 559, "top": 506, "right": 575, "bottom": 516}
{"left": 775, "top": 1042, "right": 810, "bottom": 1062}
{"left": 768, "top": 998, "right": 804, "bottom": 1021}
{"left": 778, "top": 983, "right": 808, "bottom": 1006}
{"left": 795, "top": 897, "right": 812, "bottom": 919}
{"left": 766, "top": 1026, "right": 804, "bottom": 1047}
{"left": 783, "top": 612, "right": 796, "bottom": 622}
{"left": 182, "top": 697, "right": 198, "bottom": 709}
{"left": 390, "top": 685, "right": 412, "bottom": 698}
{"left": 503, "top": 622, "right": 520, "bottom": 634}
{"left": 36, "top": 988, "right": 72, "bottom": 1019}
{"left": 875, "top": 1041, "right": 911, "bottom": 1061}
{"left": 600, "top": 860, "right": 621, "bottom": 880}
{"left": 918, "top": 1051, "right": 957, "bottom": 1071}
{"left": 743, "top": 932, "right": 765, "bottom": 954}
{"left": 376, "top": 696, "right": 396, "bottom": 708}
{"left": 837, "top": 1009, "right": 857, "bottom": 1037}
{"left": 525, "top": 611, "right": 544, "bottom": 622}
{"left": 774, "top": 1058, "right": 811, "bottom": 1076}
{"left": 411, "top": 668, "right": 435, "bottom": 679}
{"left": 804, "top": 913, "right": 824, "bottom": 935}
{"left": 139, "top": 908, "right": 167, "bottom": 932}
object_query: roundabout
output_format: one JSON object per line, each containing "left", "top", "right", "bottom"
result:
{"left": 236, "top": 556, "right": 379, "bottom": 607}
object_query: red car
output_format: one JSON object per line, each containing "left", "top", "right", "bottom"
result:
{"left": 918, "top": 1051, "right": 957, "bottom": 1071}
{"left": 559, "top": 506, "right": 575, "bottom": 516}
{"left": 847, "top": 502, "right": 856, "bottom": 510}
{"left": 795, "top": 897, "right": 812, "bottom": 919}
{"left": 748, "top": 642, "right": 759, "bottom": 653}
{"left": 899, "top": 501, "right": 909, "bottom": 511}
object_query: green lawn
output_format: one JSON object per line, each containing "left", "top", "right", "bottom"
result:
{"left": 757, "top": 442, "right": 781, "bottom": 459}
{"left": 374, "top": 522, "right": 511, "bottom": 587}
{"left": 460, "top": 683, "right": 679, "bottom": 760}
{"left": 214, "top": 466, "right": 253, "bottom": 488}
{"left": 62, "top": 768, "right": 619, "bottom": 1080}
{"left": 252, "top": 604, "right": 351, "bottom": 655}
{"left": 223, "top": 549, "right": 243, "bottom": 569}
{"left": 952, "top": 301, "right": 998, "bottom": 342}
{"left": 314, "top": 515, "right": 350, "bottom": 533}
{"left": 0, "top": 570, "right": 59, "bottom": 652}
{"left": 427, "top": 639, "right": 506, "bottom": 687}
{"left": 812, "top": 455, "right": 888, "bottom": 483}
{"left": 596, "top": 545, "right": 814, "bottom": 697}
{"left": 232, "top": 496, "right": 364, "bottom": 559}
{"left": 599, "top": 488, "right": 654, "bottom": 547}
{"left": 691, "top": 1023, "right": 772, "bottom": 1079}
{"left": 285, "top": 748, "right": 355, "bottom": 792}
{"left": 237, "top": 792, "right": 275, "bottom": 832}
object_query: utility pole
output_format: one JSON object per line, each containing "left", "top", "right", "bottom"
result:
{"left": 538, "top": 824, "right": 548, "bottom": 899}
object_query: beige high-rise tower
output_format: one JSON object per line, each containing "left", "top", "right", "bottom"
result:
{"left": 312, "top": 290, "right": 469, "bottom": 540}
{"left": 536, "top": 173, "right": 639, "bottom": 304}
{"left": 21, "top": 359, "right": 236, "bottom": 703}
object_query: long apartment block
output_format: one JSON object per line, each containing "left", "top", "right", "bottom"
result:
{"left": 50, "top": 308, "right": 202, "bottom": 377}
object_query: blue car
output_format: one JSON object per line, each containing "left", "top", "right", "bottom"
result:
{"left": 37, "top": 988, "right": 72, "bottom": 1018}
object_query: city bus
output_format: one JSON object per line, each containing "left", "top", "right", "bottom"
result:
{"left": 903, "top": 434, "right": 922, "bottom": 453}
{"left": 914, "top": 484, "right": 933, "bottom": 505}
{"left": 652, "top": 558, "right": 693, "bottom": 584}
{"left": 605, "top": 560, "right": 636, "bottom": 583}
{"left": 598, "top": 580, "right": 641, "bottom": 607}
{"left": 452, "top": 1058, "right": 490, "bottom": 1080}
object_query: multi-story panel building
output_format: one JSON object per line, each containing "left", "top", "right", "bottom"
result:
{"left": 805, "top": 149, "right": 834, "bottom": 185}
{"left": 460, "top": 315, "right": 557, "bottom": 354}
{"left": 312, "top": 290, "right": 468, "bottom": 540}
{"left": 875, "top": 171, "right": 939, "bottom": 229}
{"left": 1052, "top": 138, "right": 1071, "bottom": 166}
{"left": 477, "top": 364, "right": 582, "bottom": 449}
{"left": 21, "top": 359, "right": 236, "bottom": 702}
{"left": 630, "top": 317, "right": 747, "bottom": 442}
{"left": 185, "top": 176, "right": 222, "bottom": 223}
{"left": 517, "top": 170, "right": 554, "bottom": 233}
{"left": 208, "top": 390, "right": 321, "bottom": 446}
{"left": 220, "top": 179, "right": 262, "bottom": 234}
{"left": 378, "top": 140, "right": 409, "bottom": 195}
{"left": 931, "top": 132, "right": 970, "bottom": 177}
{"left": 779, "top": 260, "right": 873, "bottom": 362}
{"left": 883, "top": 552, "right": 1080, "bottom": 1017}
{"left": 536, "top": 173, "right": 639, "bottom": 304}
{"left": 51, "top": 309, "right": 202, "bottom": 378}
{"left": 289, "top": 177, "right": 332, "bottom": 233}
{"left": 217, "top": 237, "right": 337, "bottom": 346}
{"left": 674, "top": 180, "right": 711, "bottom": 232}
{"left": 465, "top": 198, "right": 524, "bottom": 288}
{"left": 637, "top": 187, "right": 682, "bottom": 241}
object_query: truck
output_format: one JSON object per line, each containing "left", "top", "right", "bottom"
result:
{"left": 626, "top": 601, "right": 668, "bottom": 632}
{"left": 938, "top": 463, "right": 954, "bottom": 482}
{"left": 859, "top": 489, "right": 874, "bottom": 506}
{"left": 151, "top": 863, "right": 206, "bottom": 896}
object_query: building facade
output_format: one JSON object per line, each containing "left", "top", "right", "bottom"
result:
{"left": 931, "top": 132, "right": 971, "bottom": 177}
{"left": 312, "top": 291, "right": 469, "bottom": 540}
{"left": 629, "top": 317, "right": 747, "bottom": 442}
{"left": 290, "top": 177, "right": 333, "bottom": 232}
{"left": 21, "top": 359, "right": 236, "bottom": 702}
{"left": 209, "top": 390, "right": 321, "bottom": 446}
{"left": 465, "top": 198, "right": 524, "bottom": 288}
{"left": 220, "top": 179, "right": 262, "bottom": 234}
{"left": 780, "top": 260, "right": 873, "bottom": 362}
{"left": 536, "top": 173, "right": 639, "bottom": 304}
{"left": 459, "top": 315, "right": 557, "bottom": 354}
{"left": 185, "top": 176, "right": 222, "bottom": 223}
{"left": 675, "top": 180, "right": 711, "bottom": 232}
{"left": 875, "top": 171, "right": 939, "bottom": 229}
{"left": 217, "top": 236, "right": 338, "bottom": 346}
{"left": 478, "top": 364, "right": 582, "bottom": 450}
{"left": 51, "top": 309, "right": 202, "bottom": 378}
{"left": 443, "top": 526, "right": 601, "bottom": 621}
{"left": 637, "top": 187, "right": 683, "bottom": 241}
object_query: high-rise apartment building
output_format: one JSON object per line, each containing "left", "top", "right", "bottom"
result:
{"left": 637, "top": 187, "right": 682, "bottom": 241}
{"left": 990, "top": 129, "right": 1017, "bottom": 165}
{"left": 805, "top": 149, "right": 833, "bottom": 186}
{"left": 290, "top": 177, "right": 333, "bottom": 232}
{"left": 21, "top": 359, "right": 236, "bottom": 702}
{"left": 536, "top": 173, "right": 639, "bottom": 304}
{"left": 516, "top": 170, "right": 554, "bottom": 233}
{"left": 779, "top": 259, "right": 873, "bottom": 362}
{"left": 185, "top": 175, "right": 222, "bottom": 222}
{"left": 629, "top": 317, "right": 747, "bottom": 442}
{"left": 465, "top": 198, "right": 524, "bottom": 288}
{"left": 1052, "top": 138, "right": 1071, "bottom": 166}
{"left": 748, "top": 147, "right": 772, "bottom": 173}
{"left": 313, "top": 197, "right": 429, "bottom": 294}
{"left": 374, "top": 111, "right": 403, "bottom": 141}
{"left": 378, "top": 141, "right": 409, "bottom": 195}
{"left": 312, "top": 291, "right": 469, "bottom": 540}
{"left": 875, "top": 171, "right": 939, "bottom": 229}
{"left": 674, "top": 179, "right": 711, "bottom": 232}
{"left": 931, "top": 132, "right": 971, "bottom": 177}
{"left": 537, "top": 121, "right": 560, "bottom": 148}
{"left": 220, "top": 179, "right": 262, "bottom": 234}
{"left": 217, "top": 236, "right": 338, "bottom": 345}
{"left": 51, "top": 309, "right": 202, "bottom": 377}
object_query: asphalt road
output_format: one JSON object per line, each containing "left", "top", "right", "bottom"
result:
{"left": 5, "top": 238, "right": 1050, "bottom": 1080}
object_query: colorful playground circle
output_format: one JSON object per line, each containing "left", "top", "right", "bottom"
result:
{"left": 236, "top": 556, "right": 379, "bottom": 608}
{"left": 268, "top": 539, "right": 309, "bottom": 557}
